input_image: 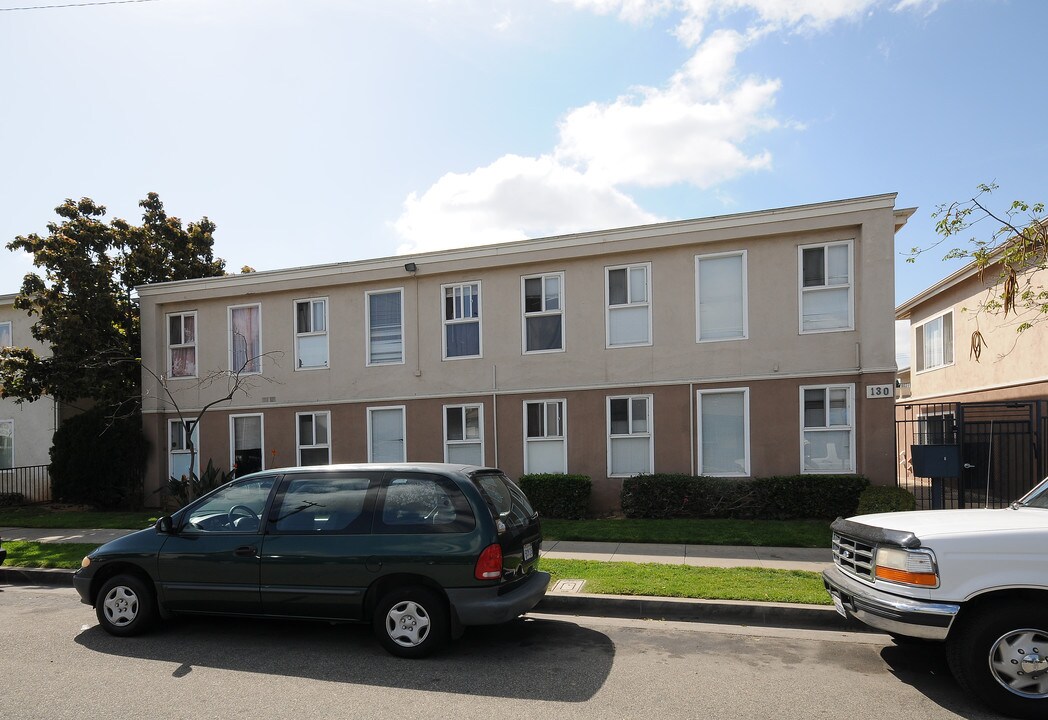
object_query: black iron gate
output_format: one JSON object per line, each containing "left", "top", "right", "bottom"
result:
{"left": 896, "top": 400, "right": 1046, "bottom": 509}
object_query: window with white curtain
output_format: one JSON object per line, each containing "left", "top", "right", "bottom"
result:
{"left": 368, "top": 406, "right": 405, "bottom": 462}
{"left": 524, "top": 399, "right": 566, "bottom": 474}
{"left": 444, "top": 404, "right": 483, "bottom": 465}
{"left": 607, "top": 395, "right": 653, "bottom": 476}
{"left": 698, "top": 389, "right": 749, "bottom": 476}
{"left": 367, "top": 289, "right": 404, "bottom": 365}
{"left": 0, "top": 321, "right": 12, "bottom": 348}
{"left": 606, "top": 263, "right": 651, "bottom": 347}
{"left": 443, "top": 282, "right": 481, "bottom": 359}
{"left": 168, "top": 312, "right": 197, "bottom": 378}
{"left": 522, "top": 273, "right": 564, "bottom": 353}
{"left": 297, "top": 411, "right": 331, "bottom": 465}
{"left": 799, "top": 241, "right": 852, "bottom": 333}
{"left": 915, "top": 311, "right": 954, "bottom": 372}
{"left": 801, "top": 384, "right": 854, "bottom": 473}
{"left": 230, "top": 414, "right": 264, "bottom": 477}
{"left": 696, "top": 252, "right": 747, "bottom": 342}
{"left": 229, "top": 304, "right": 261, "bottom": 373}
{"left": 295, "top": 298, "right": 328, "bottom": 369}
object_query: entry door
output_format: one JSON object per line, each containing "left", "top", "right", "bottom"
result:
{"left": 157, "top": 476, "right": 277, "bottom": 614}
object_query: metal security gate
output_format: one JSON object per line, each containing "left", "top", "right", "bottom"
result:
{"left": 896, "top": 401, "right": 1046, "bottom": 509}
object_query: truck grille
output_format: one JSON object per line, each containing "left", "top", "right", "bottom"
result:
{"left": 832, "top": 532, "right": 875, "bottom": 581}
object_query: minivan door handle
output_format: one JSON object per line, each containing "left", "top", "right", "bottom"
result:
{"left": 234, "top": 545, "right": 257, "bottom": 558}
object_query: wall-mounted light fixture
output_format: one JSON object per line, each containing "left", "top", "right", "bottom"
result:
{"left": 404, "top": 262, "right": 417, "bottom": 273}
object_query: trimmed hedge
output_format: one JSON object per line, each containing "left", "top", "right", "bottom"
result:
{"left": 856, "top": 486, "right": 917, "bottom": 515}
{"left": 517, "top": 473, "right": 591, "bottom": 519}
{"left": 50, "top": 408, "right": 149, "bottom": 509}
{"left": 621, "top": 473, "right": 869, "bottom": 520}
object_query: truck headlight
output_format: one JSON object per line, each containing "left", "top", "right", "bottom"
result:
{"left": 875, "top": 546, "right": 939, "bottom": 588}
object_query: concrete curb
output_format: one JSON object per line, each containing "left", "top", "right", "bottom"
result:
{"left": 0, "top": 566, "right": 868, "bottom": 634}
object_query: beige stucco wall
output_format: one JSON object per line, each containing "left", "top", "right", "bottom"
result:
{"left": 138, "top": 195, "right": 903, "bottom": 510}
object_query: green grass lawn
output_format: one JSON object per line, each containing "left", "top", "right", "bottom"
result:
{"left": 0, "top": 507, "right": 157, "bottom": 530}
{"left": 542, "top": 557, "right": 830, "bottom": 605}
{"left": 2, "top": 541, "right": 96, "bottom": 569}
{"left": 541, "top": 518, "right": 831, "bottom": 548}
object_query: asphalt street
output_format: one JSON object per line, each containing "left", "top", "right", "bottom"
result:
{"left": 0, "top": 584, "right": 1001, "bottom": 720}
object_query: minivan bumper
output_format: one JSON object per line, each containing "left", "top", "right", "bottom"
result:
{"left": 447, "top": 570, "right": 551, "bottom": 626}
{"left": 823, "top": 565, "right": 959, "bottom": 640}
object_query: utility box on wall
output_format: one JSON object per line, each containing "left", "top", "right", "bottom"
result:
{"left": 911, "top": 444, "right": 961, "bottom": 478}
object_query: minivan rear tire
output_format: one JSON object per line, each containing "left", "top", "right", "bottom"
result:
{"left": 373, "top": 586, "right": 448, "bottom": 658}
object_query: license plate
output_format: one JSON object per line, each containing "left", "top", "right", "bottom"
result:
{"left": 522, "top": 543, "right": 534, "bottom": 562}
{"left": 831, "top": 592, "right": 847, "bottom": 618}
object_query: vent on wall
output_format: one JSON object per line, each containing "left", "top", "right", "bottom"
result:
{"left": 262, "top": 397, "right": 277, "bottom": 403}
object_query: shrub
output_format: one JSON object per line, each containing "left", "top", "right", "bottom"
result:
{"left": 0, "top": 492, "right": 27, "bottom": 507}
{"left": 163, "top": 458, "right": 233, "bottom": 508}
{"left": 517, "top": 474, "right": 591, "bottom": 519}
{"left": 856, "top": 486, "right": 917, "bottom": 515}
{"left": 50, "top": 408, "right": 149, "bottom": 509}
{"left": 621, "top": 473, "right": 869, "bottom": 520}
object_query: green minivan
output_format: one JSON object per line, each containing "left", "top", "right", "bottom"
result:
{"left": 73, "top": 463, "right": 549, "bottom": 657}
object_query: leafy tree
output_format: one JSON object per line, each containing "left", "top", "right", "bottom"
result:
{"left": 910, "top": 183, "right": 1047, "bottom": 337}
{"left": 0, "top": 193, "right": 226, "bottom": 413}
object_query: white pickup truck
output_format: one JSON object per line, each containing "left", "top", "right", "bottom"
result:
{"left": 823, "top": 478, "right": 1048, "bottom": 719}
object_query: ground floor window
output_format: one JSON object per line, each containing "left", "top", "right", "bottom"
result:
{"left": 0, "top": 420, "right": 12, "bottom": 469}
{"left": 168, "top": 419, "right": 199, "bottom": 481}
{"left": 801, "top": 384, "right": 854, "bottom": 473}
{"left": 444, "top": 404, "right": 483, "bottom": 465}
{"left": 297, "top": 411, "right": 331, "bottom": 466}
{"left": 607, "top": 395, "right": 653, "bottom": 476}
{"left": 368, "top": 406, "right": 406, "bottom": 462}
{"left": 230, "top": 414, "right": 264, "bottom": 477}
{"left": 524, "top": 399, "right": 566, "bottom": 474}
{"left": 698, "top": 389, "right": 749, "bottom": 476}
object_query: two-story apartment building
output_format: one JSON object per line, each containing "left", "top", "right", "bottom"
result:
{"left": 138, "top": 194, "right": 912, "bottom": 512}
{"left": 1, "top": 293, "right": 58, "bottom": 499}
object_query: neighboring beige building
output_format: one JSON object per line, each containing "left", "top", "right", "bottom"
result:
{"left": 138, "top": 194, "right": 911, "bottom": 512}
{"left": 0, "top": 293, "right": 57, "bottom": 500}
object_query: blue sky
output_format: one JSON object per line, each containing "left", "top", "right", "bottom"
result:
{"left": 2, "top": 0, "right": 1045, "bottom": 367}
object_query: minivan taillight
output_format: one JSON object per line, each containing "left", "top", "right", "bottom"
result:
{"left": 475, "top": 543, "right": 503, "bottom": 580}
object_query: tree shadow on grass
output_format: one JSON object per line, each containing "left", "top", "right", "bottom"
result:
{"left": 75, "top": 614, "right": 614, "bottom": 702}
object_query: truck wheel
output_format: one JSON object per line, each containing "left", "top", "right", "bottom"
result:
{"left": 947, "top": 600, "right": 1048, "bottom": 719}
{"left": 96, "top": 574, "right": 157, "bottom": 637}
{"left": 372, "top": 586, "right": 448, "bottom": 659}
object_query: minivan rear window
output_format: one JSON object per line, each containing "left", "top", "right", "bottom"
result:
{"left": 472, "top": 472, "right": 536, "bottom": 532}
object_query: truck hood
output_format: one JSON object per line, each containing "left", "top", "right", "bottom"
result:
{"left": 850, "top": 507, "right": 1048, "bottom": 540}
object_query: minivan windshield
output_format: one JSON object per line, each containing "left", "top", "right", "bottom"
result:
{"left": 472, "top": 472, "right": 536, "bottom": 532}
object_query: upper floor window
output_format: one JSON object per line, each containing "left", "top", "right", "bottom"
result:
{"left": 0, "top": 321, "right": 11, "bottom": 348}
{"left": 167, "top": 312, "right": 197, "bottom": 378}
{"left": 608, "top": 395, "right": 653, "bottom": 476}
{"left": 367, "top": 289, "right": 404, "bottom": 365}
{"left": 522, "top": 273, "right": 564, "bottom": 353}
{"left": 443, "top": 282, "right": 481, "bottom": 359}
{"left": 799, "top": 241, "right": 852, "bottom": 333}
{"left": 606, "top": 263, "right": 651, "bottom": 347}
{"left": 295, "top": 298, "right": 328, "bottom": 370}
{"left": 696, "top": 252, "right": 747, "bottom": 342}
{"left": 524, "top": 399, "right": 566, "bottom": 474}
{"left": 297, "top": 411, "right": 331, "bottom": 466}
{"left": 444, "top": 404, "right": 483, "bottom": 465}
{"left": 229, "top": 304, "right": 261, "bottom": 374}
{"left": 915, "top": 311, "right": 953, "bottom": 372}
{"left": 801, "top": 384, "right": 854, "bottom": 473}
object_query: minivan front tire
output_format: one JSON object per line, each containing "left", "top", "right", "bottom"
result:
{"left": 373, "top": 586, "right": 448, "bottom": 658}
{"left": 96, "top": 574, "right": 156, "bottom": 637}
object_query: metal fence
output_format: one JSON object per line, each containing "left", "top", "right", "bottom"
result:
{"left": 0, "top": 465, "right": 52, "bottom": 504}
{"left": 896, "top": 401, "right": 1046, "bottom": 510}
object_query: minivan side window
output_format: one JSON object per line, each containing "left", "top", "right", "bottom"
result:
{"left": 375, "top": 475, "right": 475, "bottom": 534}
{"left": 473, "top": 472, "right": 536, "bottom": 532}
{"left": 270, "top": 474, "right": 374, "bottom": 534}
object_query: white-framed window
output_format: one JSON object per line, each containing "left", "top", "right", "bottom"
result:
{"left": 0, "top": 321, "right": 11, "bottom": 348}
{"left": 0, "top": 419, "right": 13, "bottom": 469}
{"left": 295, "top": 298, "right": 328, "bottom": 370}
{"left": 801, "top": 384, "right": 855, "bottom": 473}
{"left": 606, "top": 263, "right": 652, "bottom": 347}
{"left": 297, "top": 411, "right": 331, "bottom": 466}
{"left": 524, "top": 399, "right": 566, "bottom": 474}
{"left": 230, "top": 413, "right": 264, "bottom": 477}
{"left": 607, "top": 394, "right": 653, "bottom": 476}
{"left": 229, "top": 303, "right": 262, "bottom": 374}
{"left": 368, "top": 406, "right": 405, "bottom": 462}
{"left": 522, "top": 272, "right": 564, "bottom": 353}
{"left": 444, "top": 404, "right": 483, "bottom": 465}
{"left": 443, "top": 282, "right": 482, "bottom": 359}
{"left": 696, "top": 251, "right": 747, "bottom": 342}
{"left": 916, "top": 412, "right": 956, "bottom": 445}
{"left": 799, "top": 241, "right": 852, "bottom": 333}
{"left": 697, "top": 389, "right": 749, "bottom": 476}
{"left": 167, "top": 312, "right": 197, "bottom": 378}
{"left": 168, "top": 418, "right": 200, "bottom": 481}
{"left": 366, "top": 289, "right": 404, "bottom": 365}
{"left": 915, "top": 310, "right": 954, "bottom": 373}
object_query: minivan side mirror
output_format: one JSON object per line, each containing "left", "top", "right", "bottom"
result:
{"left": 155, "top": 516, "right": 174, "bottom": 534}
